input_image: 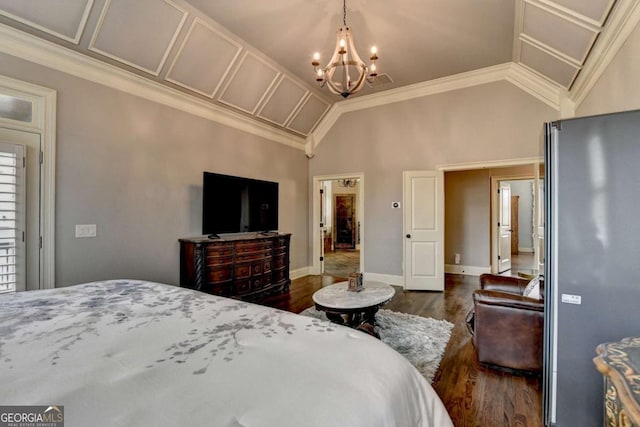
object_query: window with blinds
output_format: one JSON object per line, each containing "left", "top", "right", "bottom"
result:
{"left": 0, "top": 142, "right": 25, "bottom": 293}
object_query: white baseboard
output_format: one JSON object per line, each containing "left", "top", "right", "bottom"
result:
{"left": 289, "top": 268, "right": 404, "bottom": 286}
{"left": 518, "top": 247, "right": 534, "bottom": 253}
{"left": 290, "top": 266, "right": 311, "bottom": 280}
{"left": 445, "top": 264, "right": 491, "bottom": 276}
{"left": 363, "top": 272, "right": 404, "bottom": 286}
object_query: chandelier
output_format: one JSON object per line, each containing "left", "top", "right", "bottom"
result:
{"left": 311, "top": 0, "right": 378, "bottom": 98}
{"left": 338, "top": 178, "right": 358, "bottom": 188}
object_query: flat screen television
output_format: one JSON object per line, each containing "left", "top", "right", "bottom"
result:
{"left": 202, "top": 172, "right": 279, "bottom": 235}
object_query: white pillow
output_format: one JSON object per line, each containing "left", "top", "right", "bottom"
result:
{"left": 523, "top": 277, "right": 541, "bottom": 300}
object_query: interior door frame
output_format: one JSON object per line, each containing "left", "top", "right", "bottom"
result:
{"left": 437, "top": 157, "right": 542, "bottom": 276}
{"left": 311, "top": 173, "right": 364, "bottom": 276}
{"left": 0, "top": 74, "right": 56, "bottom": 289}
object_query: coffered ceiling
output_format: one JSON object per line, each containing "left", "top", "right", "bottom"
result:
{"left": 0, "top": 0, "right": 634, "bottom": 147}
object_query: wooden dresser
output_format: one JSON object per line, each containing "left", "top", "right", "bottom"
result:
{"left": 179, "top": 233, "right": 291, "bottom": 301}
{"left": 594, "top": 336, "right": 640, "bottom": 427}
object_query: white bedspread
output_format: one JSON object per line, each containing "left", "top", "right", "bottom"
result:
{"left": 0, "top": 280, "right": 453, "bottom": 427}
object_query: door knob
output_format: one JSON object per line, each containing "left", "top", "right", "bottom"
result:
{"left": 406, "top": 234, "right": 411, "bottom": 238}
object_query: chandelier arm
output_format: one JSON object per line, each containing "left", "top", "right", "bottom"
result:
{"left": 323, "top": 62, "right": 367, "bottom": 96}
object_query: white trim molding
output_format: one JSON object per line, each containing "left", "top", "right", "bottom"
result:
{"left": 364, "top": 272, "right": 404, "bottom": 286}
{"left": 444, "top": 264, "right": 491, "bottom": 276}
{"left": 570, "top": 0, "right": 640, "bottom": 107}
{"left": 290, "top": 266, "right": 310, "bottom": 280}
{"left": 310, "top": 62, "right": 565, "bottom": 146}
{"left": 437, "top": 156, "right": 544, "bottom": 172}
{"left": 0, "top": 23, "right": 306, "bottom": 150}
{"left": 0, "top": 74, "right": 56, "bottom": 290}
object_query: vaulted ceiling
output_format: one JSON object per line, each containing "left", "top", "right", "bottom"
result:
{"left": 0, "top": 0, "right": 633, "bottom": 148}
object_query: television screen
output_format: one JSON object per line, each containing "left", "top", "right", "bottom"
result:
{"left": 202, "top": 172, "right": 278, "bottom": 235}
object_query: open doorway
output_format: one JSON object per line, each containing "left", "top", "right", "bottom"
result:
{"left": 442, "top": 161, "right": 543, "bottom": 277}
{"left": 320, "top": 178, "right": 361, "bottom": 278}
{"left": 497, "top": 178, "right": 537, "bottom": 273}
{"left": 312, "top": 173, "right": 364, "bottom": 279}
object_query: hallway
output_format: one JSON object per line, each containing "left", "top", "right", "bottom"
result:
{"left": 323, "top": 249, "right": 360, "bottom": 279}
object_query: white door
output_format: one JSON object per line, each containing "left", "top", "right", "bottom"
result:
{"left": 0, "top": 141, "right": 25, "bottom": 292}
{"left": 403, "top": 171, "right": 444, "bottom": 291}
{"left": 498, "top": 182, "right": 512, "bottom": 273}
{"left": 0, "top": 128, "right": 41, "bottom": 291}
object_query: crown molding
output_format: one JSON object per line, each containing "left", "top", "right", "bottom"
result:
{"left": 311, "top": 62, "right": 563, "bottom": 146}
{"left": 506, "top": 62, "right": 564, "bottom": 109}
{"left": 0, "top": 23, "right": 306, "bottom": 150}
{"left": 569, "top": 0, "right": 640, "bottom": 107}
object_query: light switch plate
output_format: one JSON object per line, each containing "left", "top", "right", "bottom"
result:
{"left": 75, "top": 224, "right": 97, "bottom": 238}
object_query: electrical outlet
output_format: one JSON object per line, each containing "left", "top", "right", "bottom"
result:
{"left": 75, "top": 224, "right": 97, "bottom": 238}
{"left": 454, "top": 253, "right": 461, "bottom": 265}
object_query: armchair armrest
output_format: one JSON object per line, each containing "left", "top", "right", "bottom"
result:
{"left": 473, "top": 289, "right": 544, "bottom": 311}
{"left": 479, "top": 273, "right": 530, "bottom": 295}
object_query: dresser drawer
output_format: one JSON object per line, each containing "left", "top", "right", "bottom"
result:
{"left": 274, "top": 237, "right": 288, "bottom": 248}
{"left": 236, "top": 241, "right": 272, "bottom": 253}
{"left": 273, "top": 268, "right": 285, "bottom": 283}
{"left": 237, "top": 251, "right": 270, "bottom": 262}
{"left": 202, "top": 282, "right": 233, "bottom": 297}
{"left": 235, "top": 264, "right": 251, "bottom": 279}
{"left": 262, "top": 260, "right": 272, "bottom": 273}
{"left": 205, "top": 245, "right": 234, "bottom": 257}
{"left": 207, "top": 268, "right": 232, "bottom": 284}
{"left": 273, "top": 256, "right": 286, "bottom": 269}
{"left": 206, "top": 255, "right": 233, "bottom": 267}
{"left": 235, "top": 280, "right": 252, "bottom": 295}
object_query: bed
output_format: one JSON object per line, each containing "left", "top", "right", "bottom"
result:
{"left": 0, "top": 280, "right": 453, "bottom": 426}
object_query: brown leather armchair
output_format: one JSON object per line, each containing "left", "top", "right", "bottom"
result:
{"left": 468, "top": 274, "right": 544, "bottom": 373}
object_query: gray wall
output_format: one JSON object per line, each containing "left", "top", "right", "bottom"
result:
{"left": 310, "top": 81, "right": 557, "bottom": 277}
{"left": 577, "top": 21, "right": 640, "bottom": 117}
{"left": 444, "top": 169, "right": 489, "bottom": 267}
{"left": 0, "top": 52, "right": 309, "bottom": 287}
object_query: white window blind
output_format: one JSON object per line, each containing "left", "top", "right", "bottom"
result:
{"left": 0, "top": 142, "right": 25, "bottom": 293}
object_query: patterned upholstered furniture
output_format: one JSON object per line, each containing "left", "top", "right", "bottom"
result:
{"left": 594, "top": 337, "right": 640, "bottom": 426}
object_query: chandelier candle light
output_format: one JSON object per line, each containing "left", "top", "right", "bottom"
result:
{"left": 311, "top": 0, "right": 379, "bottom": 98}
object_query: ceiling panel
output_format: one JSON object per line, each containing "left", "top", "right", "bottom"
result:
{"left": 546, "top": 0, "right": 616, "bottom": 25}
{"left": 165, "top": 18, "right": 242, "bottom": 98}
{"left": 258, "top": 77, "right": 308, "bottom": 126}
{"left": 187, "top": 0, "right": 515, "bottom": 94}
{"left": 217, "top": 52, "right": 280, "bottom": 114}
{"left": 286, "top": 95, "right": 329, "bottom": 136}
{"left": 523, "top": 2, "right": 598, "bottom": 64}
{"left": 520, "top": 41, "right": 579, "bottom": 87}
{"left": 0, "top": 0, "right": 93, "bottom": 43}
{"left": 89, "top": 0, "right": 187, "bottom": 75}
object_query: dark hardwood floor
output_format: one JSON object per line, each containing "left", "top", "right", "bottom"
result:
{"left": 262, "top": 273, "right": 542, "bottom": 427}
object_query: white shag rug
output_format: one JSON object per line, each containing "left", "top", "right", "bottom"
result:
{"left": 299, "top": 307, "right": 453, "bottom": 383}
